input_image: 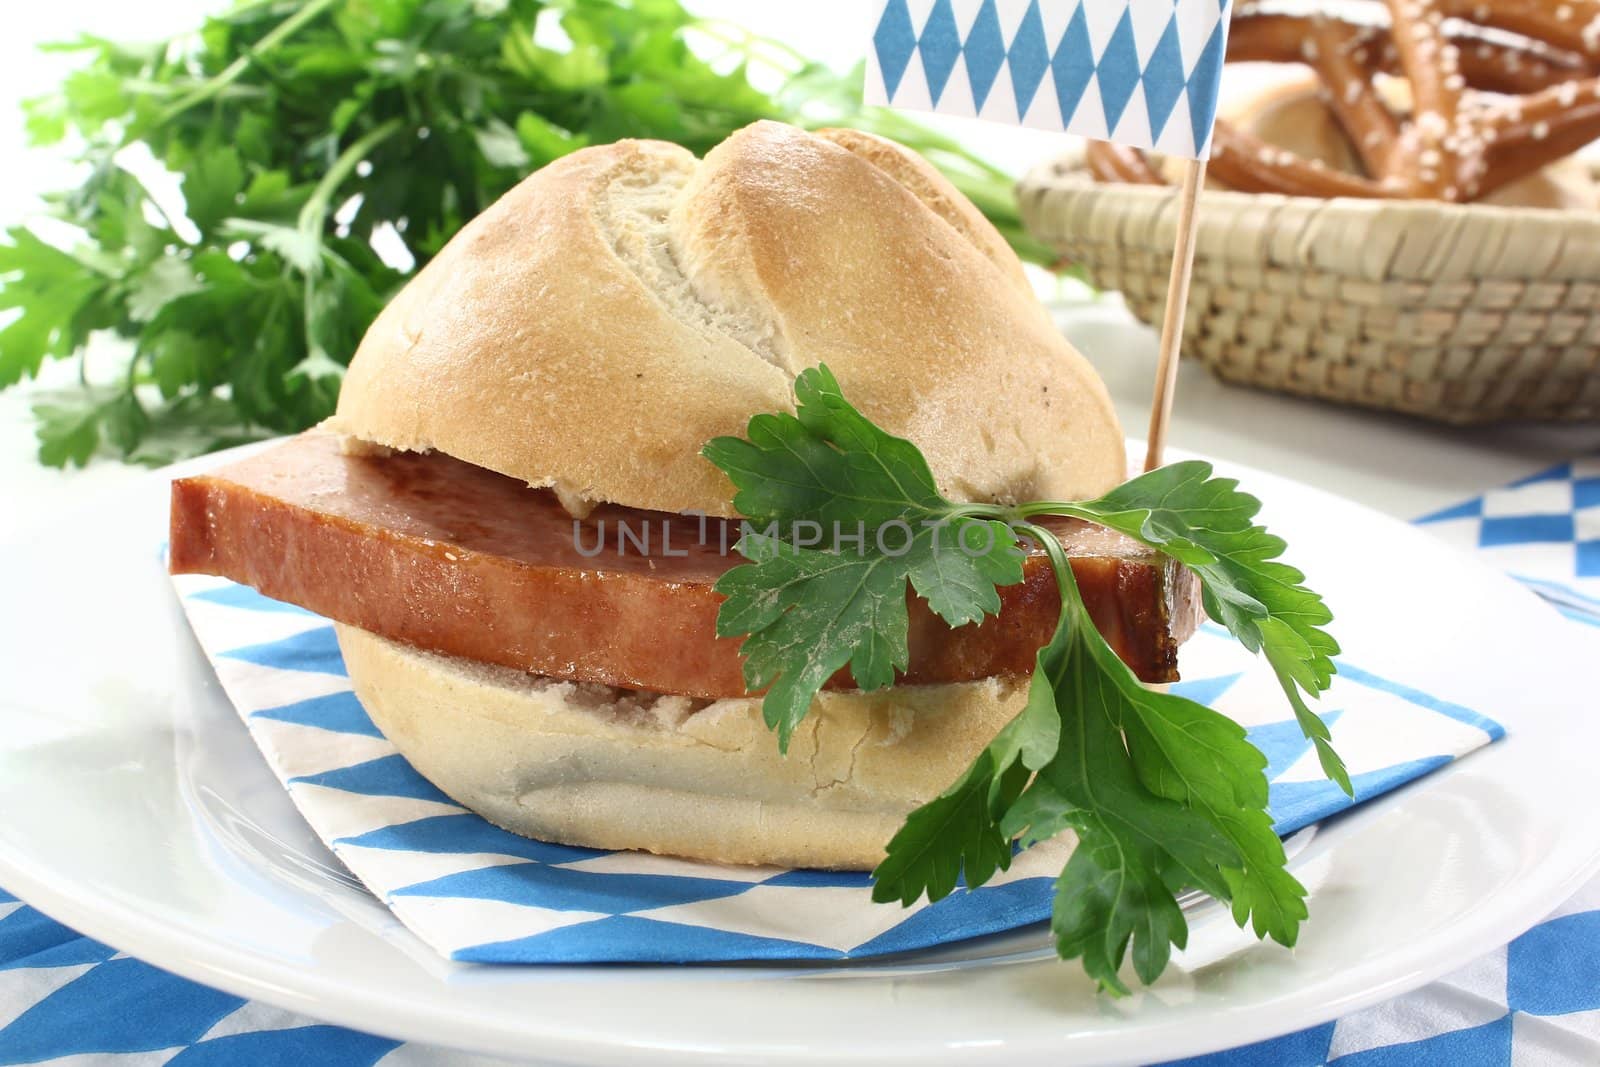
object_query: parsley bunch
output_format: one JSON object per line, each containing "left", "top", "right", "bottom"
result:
{"left": 2, "top": 0, "right": 1041, "bottom": 467}
{"left": 704, "top": 366, "right": 1349, "bottom": 994}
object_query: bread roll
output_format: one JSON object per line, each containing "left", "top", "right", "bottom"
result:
{"left": 337, "top": 623, "right": 1029, "bottom": 870}
{"left": 330, "top": 121, "right": 1126, "bottom": 518}
{"left": 320, "top": 123, "right": 1132, "bottom": 870}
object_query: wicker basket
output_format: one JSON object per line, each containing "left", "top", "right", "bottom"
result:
{"left": 1017, "top": 155, "right": 1600, "bottom": 424}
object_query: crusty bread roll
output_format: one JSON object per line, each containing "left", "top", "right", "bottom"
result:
{"left": 1197, "top": 73, "right": 1600, "bottom": 210}
{"left": 323, "top": 122, "right": 1130, "bottom": 869}
{"left": 330, "top": 121, "right": 1125, "bottom": 517}
{"left": 337, "top": 623, "right": 1028, "bottom": 870}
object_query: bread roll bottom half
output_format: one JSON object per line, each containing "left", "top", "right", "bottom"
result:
{"left": 336, "top": 623, "right": 1030, "bottom": 871}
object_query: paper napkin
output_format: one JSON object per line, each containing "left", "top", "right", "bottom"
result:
{"left": 170, "top": 574, "right": 1503, "bottom": 964}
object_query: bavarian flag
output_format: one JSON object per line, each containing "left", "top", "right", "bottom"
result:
{"left": 866, "top": 0, "right": 1231, "bottom": 159}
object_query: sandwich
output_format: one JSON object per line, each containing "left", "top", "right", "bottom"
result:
{"left": 169, "top": 120, "right": 1194, "bottom": 868}
{"left": 169, "top": 120, "right": 1338, "bottom": 991}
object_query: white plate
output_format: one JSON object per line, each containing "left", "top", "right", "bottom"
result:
{"left": 1, "top": 445, "right": 1597, "bottom": 1067}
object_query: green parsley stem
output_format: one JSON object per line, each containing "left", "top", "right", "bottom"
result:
{"left": 693, "top": 19, "right": 812, "bottom": 73}
{"left": 943, "top": 502, "right": 1011, "bottom": 523}
{"left": 1015, "top": 520, "right": 1079, "bottom": 612}
{"left": 298, "top": 118, "right": 406, "bottom": 238}
{"left": 1008, "top": 500, "right": 1104, "bottom": 522}
{"left": 152, "top": 0, "right": 343, "bottom": 131}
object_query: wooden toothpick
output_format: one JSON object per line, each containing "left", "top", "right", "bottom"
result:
{"left": 1143, "top": 158, "right": 1207, "bottom": 473}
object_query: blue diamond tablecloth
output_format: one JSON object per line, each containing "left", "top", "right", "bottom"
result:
{"left": 3, "top": 454, "right": 1598, "bottom": 1065}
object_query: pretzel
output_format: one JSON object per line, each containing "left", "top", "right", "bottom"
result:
{"left": 1088, "top": 0, "right": 1600, "bottom": 202}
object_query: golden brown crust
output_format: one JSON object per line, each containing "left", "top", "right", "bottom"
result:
{"left": 812, "top": 126, "right": 1032, "bottom": 297}
{"left": 330, "top": 139, "right": 789, "bottom": 518}
{"left": 332, "top": 121, "right": 1126, "bottom": 517}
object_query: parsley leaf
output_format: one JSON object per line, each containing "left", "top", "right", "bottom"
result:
{"left": 1043, "top": 464, "right": 1349, "bottom": 793}
{"left": 703, "top": 364, "right": 949, "bottom": 529}
{"left": 1002, "top": 529, "right": 1304, "bottom": 991}
{"left": 704, "top": 366, "right": 1022, "bottom": 749}
{"left": 704, "top": 369, "right": 1339, "bottom": 993}
{"left": 869, "top": 749, "right": 1030, "bottom": 906}
{"left": 712, "top": 529, "right": 918, "bottom": 749}
{"left": 875, "top": 527, "right": 1307, "bottom": 994}
{"left": 871, "top": 694, "right": 1054, "bottom": 905}
{"left": 0, "top": 228, "right": 114, "bottom": 390}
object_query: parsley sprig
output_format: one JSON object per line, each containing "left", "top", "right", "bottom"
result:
{"left": 703, "top": 368, "right": 1023, "bottom": 750}
{"left": 2, "top": 0, "right": 1046, "bottom": 469}
{"left": 703, "top": 365, "right": 1348, "bottom": 993}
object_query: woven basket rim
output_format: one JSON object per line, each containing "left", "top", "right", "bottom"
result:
{"left": 1022, "top": 150, "right": 1600, "bottom": 227}
{"left": 1020, "top": 153, "right": 1600, "bottom": 283}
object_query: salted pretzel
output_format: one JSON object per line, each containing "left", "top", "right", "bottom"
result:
{"left": 1088, "top": 0, "right": 1600, "bottom": 202}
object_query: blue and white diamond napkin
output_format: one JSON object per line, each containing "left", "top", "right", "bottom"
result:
{"left": 169, "top": 570, "right": 1504, "bottom": 965}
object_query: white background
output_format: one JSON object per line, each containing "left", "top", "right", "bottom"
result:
{"left": 0, "top": 0, "right": 1597, "bottom": 530}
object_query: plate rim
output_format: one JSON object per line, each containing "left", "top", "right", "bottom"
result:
{"left": 7, "top": 757, "right": 1599, "bottom": 1067}
{"left": 1, "top": 442, "right": 1598, "bottom": 1065}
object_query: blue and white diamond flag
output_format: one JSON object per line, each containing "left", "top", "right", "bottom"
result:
{"left": 867, "top": 0, "right": 1232, "bottom": 158}
{"left": 169, "top": 570, "right": 1501, "bottom": 965}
